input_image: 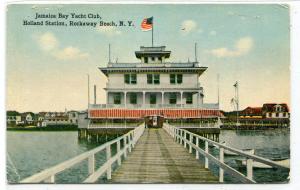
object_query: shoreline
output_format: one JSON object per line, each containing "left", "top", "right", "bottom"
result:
{"left": 7, "top": 125, "right": 78, "bottom": 131}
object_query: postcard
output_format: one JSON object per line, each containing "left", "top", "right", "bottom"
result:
{"left": 6, "top": 3, "right": 290, "bottom": 184}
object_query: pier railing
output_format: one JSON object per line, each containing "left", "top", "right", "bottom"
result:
{"left": 20, "top": 123, "right": 145, "bottom": 183}
{"left": 163, "top": 123, "right": 290, "bottom": 183}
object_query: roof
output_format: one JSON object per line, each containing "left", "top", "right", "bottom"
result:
{"left": 262, "top": 103, "right": 289, "bottom": 112}
{"left": 241, "top": 107, "right": 262, "bottom": 115}
{"left": 48, "top": 116, "right": 69, "bottom": 119}
{"left": 135, "top": 46, "right": 171, "bottom": 59}
{"left": 21, "top": 112, "right": 35, "bottom": 117}
{"left": 38, "top": 112, "right": 47, "bottom": 116}
{"left": 7, "top": 111, "right": 20, "bottom": 116}
{"left": 99, "top": 66, "right": 207, "bottom": 76}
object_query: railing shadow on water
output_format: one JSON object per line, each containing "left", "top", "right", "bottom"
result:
{"left": 20, "top": 123, "right": 145, "bottom": 184}
{"left": 163, "top": 123, "right": 290, "bottom": 184}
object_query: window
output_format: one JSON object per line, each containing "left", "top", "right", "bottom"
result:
{"left": 153, "top": 74, "right": 160, "bottom": 84}
{"left": 158, "top": 57, "right": 162, "bottom": 62}
{"left": 283, "top": 112, "right": 286, "bottom": 117}
{"left": 276, "top": 113, "right": 279, "bottom": 117}
{"left": 151, "top": 57, "right": 155, "bottom": 61}
{"left": 169, "top": 93, "right": 177, "bottom": 104}
{"left": 113, "top": 93, "right": 121, "bottom": 104}
{"left": 147, "top": 74, "right": 160, "bottom": 84}
{"left": 170, "top": 74, "right": 176, "bottom": 84}
{"left": 170, "top": 74, "right": 183, "bottom": 84}
{"left": 129, "top": 93, "right": 137, "bottom": 104}
{"left": 177, "top": 74, "right": 182, "bottom": 84}
{"left": 144, "top": 57, "right": 148, "bottom": 63}
{"left": 150, "top": 94, "right": 156, "bottom": 104}
{"left": 268, "top": 113, "right": 272, "bottom": 117}
{"left": 131, "top": 74, "right": 137, "bottom": 84}
{"left": 186, "top": 93, "right": 193, "bottom": 104}
{"left": 147, "top": 74, "right": 152, "bottom": 84}
{"left": 124, "top": 74, "right": 137, "bottom": 84}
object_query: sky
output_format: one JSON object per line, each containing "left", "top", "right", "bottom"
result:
{"left": 6, "top": 4, "right": 290, "bottom": 112}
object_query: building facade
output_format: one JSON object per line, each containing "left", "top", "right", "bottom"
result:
{"left": 87, "top": 45, "right": 221, "bottom": 122}
{"left": 6, "top": 111, "right": 22, "bottom": 125}
{"left": 262, "top": 103, "right": 289, "bottom": 119}
{"left": 101, "top": 46, "right": 209, "bottom": 109}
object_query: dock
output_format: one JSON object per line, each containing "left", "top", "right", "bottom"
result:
{"left": 111, "top": 128, "right": 217, "bottom": 183}
{"left": 20, "top": 123, "right": 290, "bottom": 184}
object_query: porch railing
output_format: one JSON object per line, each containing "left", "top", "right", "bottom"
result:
{"left": 89, "top": 103, "right": 219, "bottom": 110}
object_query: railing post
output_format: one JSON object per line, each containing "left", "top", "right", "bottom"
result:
{"left": 172, "top": 127, "right": 175, "bottom": 139}
{"left": 219, "top": 147, "right": 224, "bottom": 182}
{"left": 196, "top": 137, "right": 199, "bottom": 159}
{"left": 189, "top": 134, "right": 192, "bottom": 153}
{"left": 88, "top": 154, "right": 95, "bottom": 175}
{"left": 205, "top": 141, "right": 209, "bottom": 168}
{"left": 173, "top": 128, "right": 176, "bottom": 141}
{"left": 117, "top": 140, "right": 121, "bottom": 166}
{"left": 246, "top": 158, "right": 253, "bottom": 180}
{"left": 106, "top": 145, "right": 112, "bottom": 180}
{"left": 131, "top": 132, "right": 135, "bottom": 148}
{"left": 180, "top": 129, "right": 183, "bottom": 144}
{"left": 184, "top": 131, "right": 187, "bottom": 148}
{"left": 128, "top": 135, "right": 132, "bottom": 153}
{"left": 123, "top": 136, "right": 127, "bottom": 158}
{"left": 44, "top": 175, "right": 55, "bottom": 183}
{"left": 130, "top": 130, "right": 134, "bottom": 148}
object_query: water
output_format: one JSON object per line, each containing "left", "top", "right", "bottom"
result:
{"left": 6, "top": 131, "right": 106, "bottom": 183}
{"left": 207, "top": 129, "right": 290, "bottom": 183}
{"left": 7, "top": 129, "right": 290, "bottom": 183}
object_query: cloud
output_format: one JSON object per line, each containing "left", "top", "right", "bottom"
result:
{"left": 54, "top": 46, "right": 89, "bottom": 60}
{"left": 97, "top": 26, "right": 122, "bottom": 36}
{"left": 36, "top": 32, "right": 89, "bottom": 60}
{"left": 209, "top": 37, "right": 254, "bottom": 58}
{"left": 181, "top": 20, "right": 197, "bottom": 35}
{"left": 38, "top": 32, "right": 58, "bottom": 51}
{"left": 197, "top": 29, "right": 203, "bottom": 33}
{"left": 209, "top": 30, "right": 217, "bottom": 36}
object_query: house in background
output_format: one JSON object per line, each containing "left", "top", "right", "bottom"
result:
{"left": 43, "top": 115, "right": 70, "bottom": 126}
{"left": 223, "top": 103, "right": 290, "bottom": 120}
{"left": 240, "top": 107, "right": 262, "bottom": 119}
{"left": 6, "top": 111, "right": 22, "bottom": 125}
{"left": 21, "top": 112, "right": 35, "bottom": 125}
{"left": 68, "top": 111, "right": 78, "bottom": 124}
{"left": 37, "top": 111, "right": 79, "bottom": 127}
{"left": 262, "top": 103, "right": 289, "bottom": 119}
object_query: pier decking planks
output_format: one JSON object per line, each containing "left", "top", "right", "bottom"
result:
{"left": 111, "top": 128, "right": 218, "bottom": 183}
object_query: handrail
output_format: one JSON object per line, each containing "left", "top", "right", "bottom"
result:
{"left": 163, "top": 123, "right": 289, "bottom": 183}
{"left": 21, "top": 123, "right": 145, "bottom": 183}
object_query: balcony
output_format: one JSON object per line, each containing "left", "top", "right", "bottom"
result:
{"left": 106, "top": 82, "right": 203, "bottom": 91}
{"left": 140, "top": 46, "right": 166, "bottom": 51}
{"left": 89, "top": 103, "right": 219, "bottom": 110}
{"left": 107, "top": 62, "right": 200, "bottom": 68}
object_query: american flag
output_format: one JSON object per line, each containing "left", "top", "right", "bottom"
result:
{"left": 141, "top": 17, "right": 153, "bottom": 31}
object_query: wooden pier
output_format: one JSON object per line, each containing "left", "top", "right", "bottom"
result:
{"left": 111, "top": 128, "right": 217, "bottom": 183}
{"left": 21, "top": 123, "right": 289, "bottom": 184}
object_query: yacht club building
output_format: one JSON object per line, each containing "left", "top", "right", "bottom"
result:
{"left": 87, "top": 45, "right": 222, "bottom": 122}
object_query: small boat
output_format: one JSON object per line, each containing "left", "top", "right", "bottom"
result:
{"left": 213, "top": 141, "right": 255, "bottom": 156}
{"left": 224, "top": 148, "right": 254, "bottom": 156}
{"left": 235, "top": 158, "right": 290, "bottom": 169}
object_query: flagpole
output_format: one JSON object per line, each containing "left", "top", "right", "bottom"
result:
{"left": 152, "top": 17, "right": 154, "bottom": 47}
